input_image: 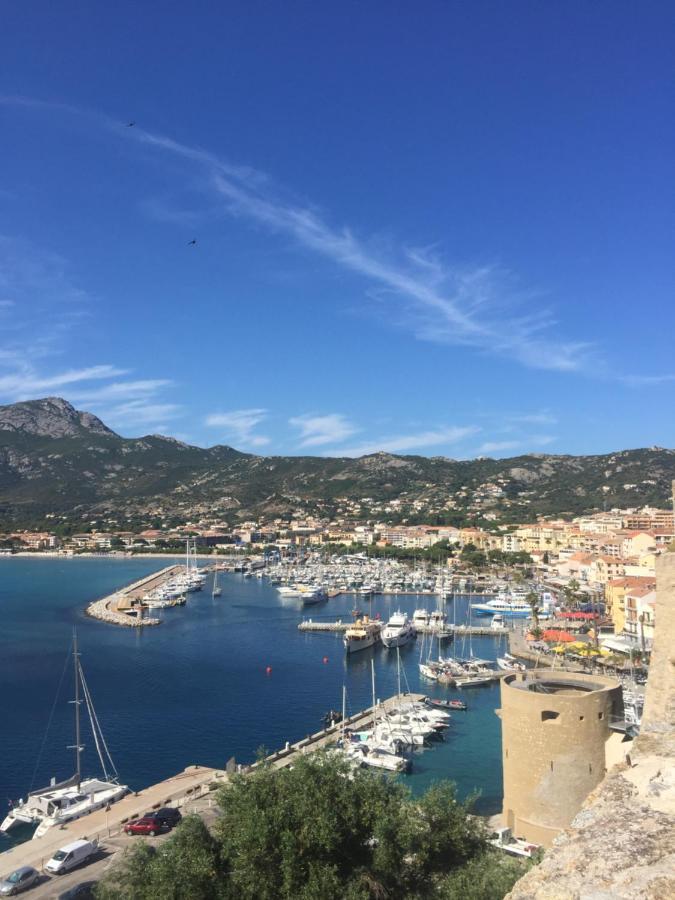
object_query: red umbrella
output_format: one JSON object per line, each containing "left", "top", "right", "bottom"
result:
{"left": 542, "top": 629, "right": 575, "bottom": 642}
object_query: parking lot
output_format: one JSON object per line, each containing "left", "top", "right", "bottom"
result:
{"left": 5, "top": 796, "right": 221, "bottom": 899}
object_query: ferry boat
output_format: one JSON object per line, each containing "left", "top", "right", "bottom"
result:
{"left": 343, "top": 617, "right": 381, "bottom": 654}
{"left": 471, "top": 591, "right": 533, "bottom": 618}
{"left": 381, "top": 611, "right": 416, "bottom": 648}
{"left": 1, "top": 633, "right": 127, "bottom": 840}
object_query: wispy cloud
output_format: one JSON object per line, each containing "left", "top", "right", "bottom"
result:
{"left": 507, "top": 412, "right": 558, "bottom": 426}
{"left": 618, "top": 373, "right": 675, "bottom": 387}
{"left": 0, "top": 232, "right": 179, "bottom": 434}
{"left": 205, "top": 408, "right": 270, "bottom": 448}
{"left": 67, "top": 379, "right": 173, "bottom": 404}
{"left": 324, "top": 425, "right": 479, "bottom": 458}
{"left": 101, "top": 399, "right": 182, "bottom": 430}
{"left": 104, "top": 118, "right": 595, "bottom": 373}
{"left": 289, "top": 413, "right": 358, "bottom": 448}
{"left": 0, "top": 364, "right": 128, "bottom": 401}
{"left": 477, "top": 440, "right": 522, "bottom": 455}
{"left": 477, "top": 433, "right": 557, "bottom": 456}
{"left": 2, "top": 98, "right": 671, "bottom": 388}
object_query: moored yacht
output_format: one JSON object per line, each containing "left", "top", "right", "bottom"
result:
{"left": 381, "top": 611, "right": 416, "bottom": 648}
{"left": 412, "top": 609, "right": 429, "bottom": 629}
{"left": 343, "top": 617, "right": 381, "bottom": 654}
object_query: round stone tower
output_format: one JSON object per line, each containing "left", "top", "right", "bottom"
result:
{"left": 498, "top": 670, "right": 623, "bottom": 847}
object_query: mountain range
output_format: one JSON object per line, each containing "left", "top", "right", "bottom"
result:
{"left": 0, "top": 397, "right": 673, "bottom": 531}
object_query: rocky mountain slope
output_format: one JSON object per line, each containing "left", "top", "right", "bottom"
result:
{"left": 0, "top": 398, "right": 673, "bottom": 529}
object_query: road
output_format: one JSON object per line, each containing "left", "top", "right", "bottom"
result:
{"left": 14, "top": 796, "right": 220, "bottom": 899}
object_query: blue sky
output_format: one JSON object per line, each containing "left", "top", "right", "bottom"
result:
{"left": 1, "top": 2, "right": 674, "bottom": 457}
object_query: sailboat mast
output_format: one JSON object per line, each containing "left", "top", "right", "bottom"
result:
{"left": 371, "top": 659, "right": 376, "bottom": 709}
{"left": 396, "top": 646, "right": 401, "bottom": 698}
{"left": 71, "top": 630, "right": 82, "bottom": 789}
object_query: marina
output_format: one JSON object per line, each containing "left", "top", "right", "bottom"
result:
{"left": 0, "top": 555, "right": 511, "bottom": 856}
{"left": 0, "top": 690, "right": 428, "bottom": 877}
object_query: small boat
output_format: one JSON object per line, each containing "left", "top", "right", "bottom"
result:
{"left": 419, "top": 663, "right": 439, "bottom": 681}
{"left": 497, "top": 656, "right": 526, "bottom": 672}
{"left": 322, "top": 709, "right": 343, "bottom": 727}
{"left": 212, "top": 568, "right": 222, "bottom": 597}
{"left": 454, "top": 673, "right": 495, "bottom": 688}
{"left": 425, "top": 697, "right": 467, "bottom": 711}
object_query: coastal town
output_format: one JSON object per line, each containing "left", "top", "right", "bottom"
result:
{"left": 2, "top": 503, "right": 667, "bottom": 658}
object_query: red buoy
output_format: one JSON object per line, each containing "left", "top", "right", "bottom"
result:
{"left": 322, "top": 656, "right": 329, "bottom": 664}
{"left": 265, "top": 665, "right": 272, "bottom": 675}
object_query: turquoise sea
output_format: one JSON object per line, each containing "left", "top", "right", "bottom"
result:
{"left": 0, "top": 557, "right": 506, "bottom": 848}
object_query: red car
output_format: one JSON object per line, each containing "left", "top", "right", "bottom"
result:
{"left": 124, "top": 816, "right": 165, "bottom": 837}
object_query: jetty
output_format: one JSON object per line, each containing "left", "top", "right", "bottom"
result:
{"left": 0, "top": 693, "right": 425, "bottom": 878}
{"left": 299, "top": 619, "right": 506, "bottom": 637}
{"left": 85, "top": 564, "right": 184, "bottom": 627}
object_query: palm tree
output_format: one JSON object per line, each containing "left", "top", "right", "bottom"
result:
{"left": 526, "top": 590, "right": 541, "bottom": 632}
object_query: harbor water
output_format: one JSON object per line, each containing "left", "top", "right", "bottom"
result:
{"left": 0, "top": 557, "right": 506, "bottom": 849}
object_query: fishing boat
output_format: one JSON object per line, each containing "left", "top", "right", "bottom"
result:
{"left": 1, "top": 632, "right": 127, "bottom": 840}
{"left": 381, "top": 611, "right": 416, "bottom": 648}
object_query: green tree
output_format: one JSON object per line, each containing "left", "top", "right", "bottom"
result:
{"left": 96, "top": 756, "right": 523, "bottom": 900}
{"left": 96, "top": 816, "right": 224, "bottom": 900}
{"left": 563, "top": 578, "right": 581, "bottom": 608}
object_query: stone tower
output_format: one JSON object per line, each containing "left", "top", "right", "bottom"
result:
{"left": 497, "top": 670, "right": 623, "bottom": 847}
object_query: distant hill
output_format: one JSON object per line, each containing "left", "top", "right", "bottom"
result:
{"left": 0, "top": 398, "right": 673, "bottom": 530}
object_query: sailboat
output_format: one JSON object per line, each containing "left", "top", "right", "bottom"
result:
{"left": 0, "top": 632, "right": 128, "bottom": 840}
{"left": 212, "top": 566, "right": 222, "bottom": 597}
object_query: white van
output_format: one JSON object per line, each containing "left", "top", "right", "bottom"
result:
{"left": 44, "top": 839, "right": 98, "bottom": 875}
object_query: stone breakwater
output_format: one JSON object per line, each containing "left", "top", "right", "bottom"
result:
{"left": 85, "top": 595, "right": 160, "bottom": 627}
{"left": 85, "top": 564, "right": 183, "bottom": 627}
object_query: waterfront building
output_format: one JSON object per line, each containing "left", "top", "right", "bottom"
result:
{"left": 605, "top": 576, "right": 656, "bottom": 632}
{"left": 497, "top": 670, "right": 625, "bottom": 847}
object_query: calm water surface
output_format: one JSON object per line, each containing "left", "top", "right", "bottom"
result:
{"left": 0, "top": 557, "right": 506, "bottom": 847}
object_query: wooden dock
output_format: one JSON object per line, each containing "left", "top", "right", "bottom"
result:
{"left": 85, "top": 564, "right": 185, "bottom": 627}
{"left": 0, "top": 694, "right": 425, "bottom": 878}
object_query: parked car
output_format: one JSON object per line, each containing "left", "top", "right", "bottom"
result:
{"left": 45, "top": 840, "right": 99, "bottom": 876}
{"left": 57, "top": 882, "right": 97, "bottom": 900}
{"left": 124, "top": 815, "right": 165, "bottom": 836}
{"left": 0, "top": 867, "right": 39, "bottom": 896}
{"left": 144, "top": 807, "right": 181, "bottom": 829}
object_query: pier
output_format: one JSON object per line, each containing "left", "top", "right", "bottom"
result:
{"left": 299, "top": 619, "right": 508, "bottom": 636}
{"left": 85, "top": 564, "right": 185, "bottom": 627}
{"left": 1, "top": 693, "right": 425, "bottom": 881}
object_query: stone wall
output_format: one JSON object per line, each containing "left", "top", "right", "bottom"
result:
{"left": 506, "top": 552, "right": 675, "bottom": 899}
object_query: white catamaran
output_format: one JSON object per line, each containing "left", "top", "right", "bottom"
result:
{"left": 1, "top": 632, "right": 127, "bottom": 840}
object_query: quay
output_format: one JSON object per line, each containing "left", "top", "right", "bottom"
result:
{"left": 85, "top": 564, "right": 185, "bottom": 627}
{"left": 1, "top": 693, "right": 425, "bottom": 878}
{"left": 299, "top": 619, "right": 507, "bottom": 636}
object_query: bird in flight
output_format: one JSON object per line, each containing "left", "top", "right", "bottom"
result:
{"left": 187, "top": 239, "right": 197, "bottom": 246}
{"left": 126, "top": 121, "right": 135, "bottom": 127}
